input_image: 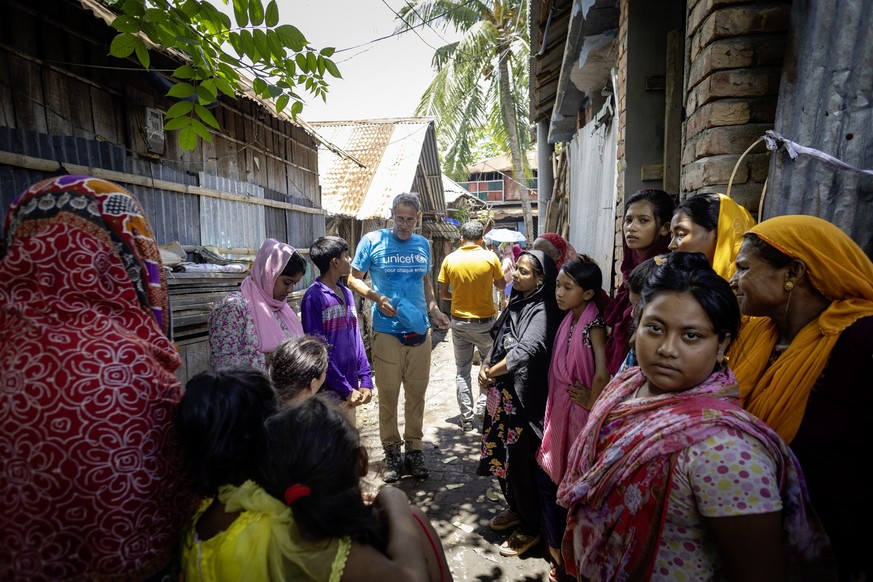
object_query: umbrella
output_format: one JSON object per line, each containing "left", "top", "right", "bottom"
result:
{"left": 485, "top": 228, "right": 526, "bottom": 243}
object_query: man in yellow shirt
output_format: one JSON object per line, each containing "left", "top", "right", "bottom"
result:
{"left": 438, "top": 221, "right": 506, "bottom": 431}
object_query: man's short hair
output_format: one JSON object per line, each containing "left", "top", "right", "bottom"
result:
{"left": 392, "top": 192, "right": 421, "bottom": 214}
{"left": 309, "top": 235, "right": 350, "bottom": 274}
{"left": 460, "top": 221, "right": 484, "bottom": 242}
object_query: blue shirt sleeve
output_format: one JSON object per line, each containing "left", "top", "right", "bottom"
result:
{"left": 351, "top": 233, "right": 373, "bottom": 273}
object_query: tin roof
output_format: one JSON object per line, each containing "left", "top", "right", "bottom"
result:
{"left": 311, "top": 118, "right": 446, "bottom": 220}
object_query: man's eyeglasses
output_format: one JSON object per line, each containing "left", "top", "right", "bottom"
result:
{"left": 393, "top": 216, "right": 417, "bottom": 226}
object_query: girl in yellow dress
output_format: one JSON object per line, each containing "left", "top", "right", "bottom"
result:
{"left": 177, "top": 368, "right": 450, "bottom": 581}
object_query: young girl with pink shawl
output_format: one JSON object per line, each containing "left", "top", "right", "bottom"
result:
{"left": 558, "top": 253, "right": 833, "bottom": 580}
{"left": 209, "top": 238, "right": 305, "bottom": 372}
{"left": 536, "top": 256, "right": 610, "bottom": 582}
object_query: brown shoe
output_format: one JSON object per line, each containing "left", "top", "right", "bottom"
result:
{"left": 498, "top": 528, "right": 541, "bottom": 557}
{"left": 488, "top": 509, "right": 520, "bottom": 532}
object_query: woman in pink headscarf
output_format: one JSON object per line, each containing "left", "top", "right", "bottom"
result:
{"left": 533, "top": 232, "right": 577, "bottom": 270}
{"left": 209, "top": 238, "right": 306, "bottom": 371}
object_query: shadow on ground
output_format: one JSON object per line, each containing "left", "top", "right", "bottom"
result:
{"left": 357, "top": 328, "right": 552, "bottom": 582}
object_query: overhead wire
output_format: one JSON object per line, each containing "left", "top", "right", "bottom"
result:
{"left": 333, "top": 0, "right": 479, "bottom": 54}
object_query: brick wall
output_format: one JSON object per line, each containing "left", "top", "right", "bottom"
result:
{"left": 611, "top": 0, "right": 630, "bottom": 287}
{"left": 681, "top": 0, "right": 791, "bottom": 211}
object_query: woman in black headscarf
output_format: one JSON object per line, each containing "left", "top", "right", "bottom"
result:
{"left": 476, "top": 249, "right": 562, "bottom": 559}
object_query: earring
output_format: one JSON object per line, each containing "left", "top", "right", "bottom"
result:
{"left": 783, "top": 280, "right": 794, "bottom": 291}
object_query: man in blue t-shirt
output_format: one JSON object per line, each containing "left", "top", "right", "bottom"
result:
{"left": 348, "top": 193, "right": 450, "bottom": 482}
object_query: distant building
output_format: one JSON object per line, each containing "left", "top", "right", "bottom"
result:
{"left": 461, "top": 151, "right": 539, "bottom": 233}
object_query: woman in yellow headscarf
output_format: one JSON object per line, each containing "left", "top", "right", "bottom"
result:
{"left": 729, "top": 214, "right": 873, "bottom": 581}
{"left": 669, "top": 192, "right": 756, "bottom": 280}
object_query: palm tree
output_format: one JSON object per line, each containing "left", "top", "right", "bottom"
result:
{"left": 396, "top": 0, "right": 534, "bottom": 241}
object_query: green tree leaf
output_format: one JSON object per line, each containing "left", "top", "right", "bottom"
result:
{"left": 109, "top": 33, "right": 137, "bottom": 58}
{"left": 105, "top": 0, "right": 334, "bottom": 151}
{"left": 190, "top": 118, "right": 212, "bottom": 142}
{"left": 178, "top": 125, "right": 198, "bottom": 150}
{"left": 324, "top": 57, "right": 341, "bottom": 79}
{"left": 166, "top": 82, "right": 196, "bottom": 98}
{"left": 295, "top": 53, "right": 308, "bottom": 72}
{"left": 239, "top": 30, "right": 258, "bottom": 60}
{"left": 200, "top": 2, "right": 231, "bottom": 29}
{"left": 143, "top": 8, "right": 167, "bottom": 23}
{"left": 173, "top": 65, "right": 197, "bottom": 80}
{"left": 214, "top": 78, "right": 236, "bottom": 98}
{"left": 248, "top": 0, "right": 264, "bottom": 26}
{"left": 197, "top": 82, "right": 217, "bottom": 104}
{"left": 266, "top": 83, "right": 281, "bottom": 98}
{"left": 164, "top": 115, "right": 192, "bottom": 131}
{"left": 194, "top": 104, "right": 220, "bottom": 129}
{"left": 232, "top": 0, "right": 248, "bottom": 28}
{"left": 276, "top": 24, "right": 306, "bottom": 52}
{"left": 111, "top": 15, "right": 139, "bottom": 33}
{"left": 275, "top": 93, "right": 289, "bottom": 113}
{"left": 266, "top": 30, "right": 284, "bottom": 60}
{"left": 165, "top": 101, "right": 194, "bottom": 118}
{"left": 252, "top": 29, "right": 270, "bottom": 59}
{"left": 252, "top": 77, "right": 268, "bottom": 96}
{"left": 134, "top": 38, "right": 150, "bottom": 69}
{"left": 180, "top": 0, "right": 199, "bottom": 17}
{"left": 265, "top": 0, "right": 279, "bottom": 27}
{"left": 121, "top": 0, "right": 145, "bottom": 17}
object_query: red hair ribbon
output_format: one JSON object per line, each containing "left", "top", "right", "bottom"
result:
{"left": 284, "top": 483, "right": 312, "bottom": 505}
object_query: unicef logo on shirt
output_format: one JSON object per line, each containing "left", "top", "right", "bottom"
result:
{"left": 415, "top": 254, "right": 427, "bottom": 264}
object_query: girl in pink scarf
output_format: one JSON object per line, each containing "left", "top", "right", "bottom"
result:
{"left": 209, "top": 238, "right": 305, "bottom": 371}
{"left": 536, "top": 255, "right": 610, "bottom": 582}
{"left": 558, "top": 252, "right": 832, "bottom": 580}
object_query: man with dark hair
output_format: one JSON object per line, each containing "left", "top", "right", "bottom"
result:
{"left": 347, "top": 193, "right": 450, "bottom": 482}
{"left": 438, "top": 221, "right": 506, "bottom": 431}
{"left": 301, "top": 236, "right": 374, "bottom": 426}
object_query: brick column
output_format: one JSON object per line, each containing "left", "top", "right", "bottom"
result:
{"left": 681, "top": 0, "right": 790, "bottom": 211}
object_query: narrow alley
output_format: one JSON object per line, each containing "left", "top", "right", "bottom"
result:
{"left": 357, "top": 328, "right": 552, "bottom": 582}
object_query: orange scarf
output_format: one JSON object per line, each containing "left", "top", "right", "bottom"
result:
{"left": 732, "top": 215, "right": 873, "bottom": 442}
{"left": 712, "top": 194, "right": 756, "bottom": 281}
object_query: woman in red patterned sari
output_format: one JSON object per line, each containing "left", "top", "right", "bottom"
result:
{"left": 0, "top": 175, "right": 195, "bottom": 579}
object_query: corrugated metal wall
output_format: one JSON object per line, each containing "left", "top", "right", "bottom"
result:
{"left": 766, "top": 0, "right": 873, "bottom": 256}
{"left": 198, "top": 172, "right": 266, "bottom": 251}
{"left": 568, "top": 112, "right": 618, "bottom": 285}
{"left": 0, "top": 125, "right": 324, "bottom": 252}
{"left": 0, "top": 127, "right": 201, "bottom": 246}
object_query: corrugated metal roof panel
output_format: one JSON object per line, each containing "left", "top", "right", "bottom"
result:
{"left": 312, "top": 118, "right": 444, "bottom": 220}
{"left": 443, "top": 175, "right": 475, "bottom": 203}
{"left": 422, "top": 220, "right": 461, "bottom": 240}
{"left": 314, "top": 123, "right": 395, "bottom": 216}
{"left": 358, "top": 122, "right": 430, "bottom": 219}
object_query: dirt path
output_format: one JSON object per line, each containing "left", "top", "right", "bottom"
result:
{"left": 356, "top": 329, "right": 552, "bottom": 582}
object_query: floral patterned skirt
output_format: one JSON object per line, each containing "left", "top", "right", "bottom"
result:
{"left": 477, "top": 379, "right": 527, "bottom": 479}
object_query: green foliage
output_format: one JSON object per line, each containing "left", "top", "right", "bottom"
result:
{"left": 396, "top": 0, "right": 534, "bottom": 241}
{"left": 396, "top": 0, "right": 530, "bottom": 180}
{"left": 105, "top": 0, "right": 341, "bottom": 151}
